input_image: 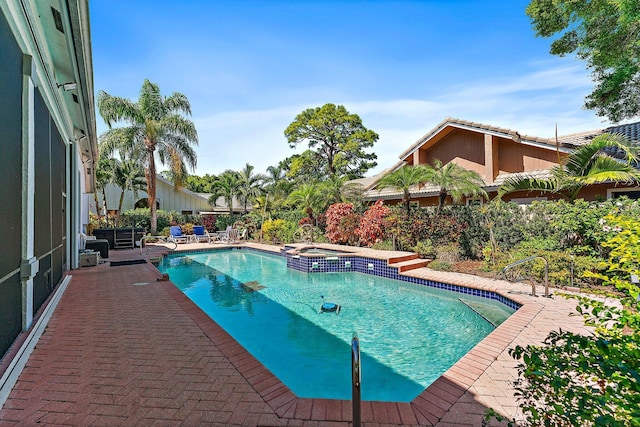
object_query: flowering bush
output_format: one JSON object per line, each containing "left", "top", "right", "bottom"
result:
{"left": 357, "top": 200, "right": 391, "bottom": 246}
{"left": 201, "top": 214, "right": 216, "bottom": 232}
{"left": 325, "top": 203, "right": 361, "bottom": 244}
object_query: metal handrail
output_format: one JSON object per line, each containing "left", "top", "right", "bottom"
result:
{"left": 352, "top": 333, "right": 361, "bottom": 427}
{"left": 140, "top": 235, "right": 177, "bottom": 254}
{"left": 501, "top": 255, "right": 549, "bottom": 297}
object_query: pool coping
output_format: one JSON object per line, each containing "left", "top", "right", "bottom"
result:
{"left": 160, "top": 242, "right": 540, "bottom": 425}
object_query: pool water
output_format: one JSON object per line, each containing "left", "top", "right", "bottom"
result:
{"left": 159, "top": 250, "right": 513, "bottom": 402}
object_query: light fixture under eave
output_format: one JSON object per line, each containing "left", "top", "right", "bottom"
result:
{"left": 57, "top": 82, "right": 77, "bottom": 91}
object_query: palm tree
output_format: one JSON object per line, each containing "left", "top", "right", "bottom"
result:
{"left": 322, "top": 174, "right": 365, "bottom": 205}
{"left": 286, "top": 182, "right": 326, "bottom": 219}
{"left": 375, "top": 165, "right": 431, "bottom": 213}
{"left": 264, "top": 165, "right": 294, "bottom": 208}
{"left": 97, "top": 79, "right": 198, "bottom": 234}
{"left": 423, "top": 159, "right": 487, "bottom": 212}
{"left": 209, "top": 170, "right": 240, "bottom": 214}
{"left": 237, "top": 163, "right": 267, "bottom": 214}
{"left": 498, "top": 133, "right": 640, "bottom": 202}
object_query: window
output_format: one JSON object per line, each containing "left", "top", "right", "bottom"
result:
{"left": 607, "top": 187, "right": 640, "bottom": 200}
{"left": 466, "top": 198, "right": 483, "bottom": 206}
{"left": 181, "top": 210, "right": 193, "bottom": 215}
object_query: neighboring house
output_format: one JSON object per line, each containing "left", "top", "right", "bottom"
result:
{"left": 0, "top": 1, "right": 97, "bottom": 357}
{"left": 97, "top": 175, "right": 247, "bottom": 216}
{"left": 362, "top": 118, "right": 640, "bottom": 206}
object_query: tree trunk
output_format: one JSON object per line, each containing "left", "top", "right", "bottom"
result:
{"left": 102, "top": 188, "right": 109, "bottom": 227}
{"left": 94, "top": 192, "right": 103, "bottom": 225}
{"left": 117, "top": 190, "right": 125, "bottom": 227}
{"left": 146, "top": 149, "right": 158, "bottom": 234}
{"left": 437, "top": 190, "right": 447, "bottom": 214}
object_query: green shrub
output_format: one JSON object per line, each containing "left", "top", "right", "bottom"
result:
{"left": 384, "top": 206, "right": 466, "bottom": 252}
{"left": 215, "top": 215, "right": 241, "bottom": 232}
{"left": 120, "top": 208, "right": 176, "bottom": 231}
{"left": 486, "top": 213, "right": 640, "bottom": 427}
{"left": 488, "top": 247, "right": 601, "bottom": 287}
{"left": 261, "top": 219, "right": 297, "bottom": 244}
{"left": 413, "top": 239, "right": 436, "bottom": 258}
{"left": 428, "top": 260, "right": 452, "bottom": 271}
{"left": 451, "top": 206, "right": 488, "bottom": 259}
{"left": 371, "top": 240, "right": 394, "bottom": 251}
{"left": 516, "top": 236, "right": 560, "bottom": 251}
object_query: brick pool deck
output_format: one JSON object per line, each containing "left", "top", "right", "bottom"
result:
{"left": 0, "top": 242, "right": 591, "bottom": 426}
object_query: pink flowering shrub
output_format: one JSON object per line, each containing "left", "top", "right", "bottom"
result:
{"left": 357, "top": 200, "right": 391, "bottom": 247}
{"left": 325, "top": 203, "right": 361, "bottom": 245}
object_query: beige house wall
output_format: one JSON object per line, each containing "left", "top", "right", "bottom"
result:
{"left": 95, "top": 178, "right": 211, "bottom": 215}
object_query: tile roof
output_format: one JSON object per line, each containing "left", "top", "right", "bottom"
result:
{"left": 557, "top": 121, "right": 640, "bottom": 147}
{"left": 350, "top": 162, "right": 405, "bottom": 191}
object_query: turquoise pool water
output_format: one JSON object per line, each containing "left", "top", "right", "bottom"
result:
{"left": 159, "top": 249, "right": 513, "bottom": 402}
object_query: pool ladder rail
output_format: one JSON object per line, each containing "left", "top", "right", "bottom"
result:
{"left": 501, "top": 255, "right": 550, "bottom": 298}
{"left": 351, "top": 332, "right": 361, "bottom": 427}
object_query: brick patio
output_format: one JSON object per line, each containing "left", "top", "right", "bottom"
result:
{"left": 0, "top": 242, "right": 590, "bottom": 426}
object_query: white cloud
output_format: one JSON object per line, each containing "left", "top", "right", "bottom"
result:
{"left": 182, "top": 63, "right": 609, "bottom": 177}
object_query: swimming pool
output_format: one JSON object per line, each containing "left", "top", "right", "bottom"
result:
{"left": 159, "top": 249, "right": 514, "bottom": 402}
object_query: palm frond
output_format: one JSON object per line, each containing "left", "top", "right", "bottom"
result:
{"left": 578, "top": 156, "right": 640, "bottom": 185}
{"left": 164, "top": 92, "right": 192, "bottom": 116}
{"left": 497, "top": 176, "right": 559, "bottom": 198}
{"left": 138, "top": 79, "right": 163, "bottom": 121}
{"left": 97, "top": 91, "right": 141, "bottom": 127}
{"left": 565, "top": 133, "right": 640, "bottom": 176}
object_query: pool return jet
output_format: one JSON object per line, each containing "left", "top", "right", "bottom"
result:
{"left": 319, "top": 295, "right": 341, "bottom": 314}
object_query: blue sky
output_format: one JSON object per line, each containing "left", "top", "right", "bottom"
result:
{"left": 90, "top": 0, "right": 609, "bottom": 177}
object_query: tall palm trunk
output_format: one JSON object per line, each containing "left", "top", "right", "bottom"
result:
{"left": 146, "top": 147, "right": 158, "bottom": 234}
{"left": 94, "top": 192, "right": 103, "bottom": 226}
{"left": 102, "top": 187, "right": 109, "bottom": 226}
{"left": 117, "top": 191, "right": 125, "bottom": 227}
{"left": 437, "top": 190, "right": 447, "bottom": 214}
{"left": 403, "top": 191, "right": 411, "bottom": 213}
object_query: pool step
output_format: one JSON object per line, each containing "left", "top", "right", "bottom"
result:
{"left": 387, "top": 253, "right": 421, "bottom": 264}
{"left": 388, "top": 258, "right": 428, "bottom": 273}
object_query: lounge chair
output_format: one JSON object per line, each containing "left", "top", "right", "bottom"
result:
{"left": 191, "top": 225, "right": 211, "bottom": 243}
{"left": 168, "top": 225, "right": 188, "bottom": 244}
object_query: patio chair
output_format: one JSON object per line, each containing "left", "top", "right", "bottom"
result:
{"left": 214, "top": 226, "right": 232, "bottom": 243}
{"left": 226, "top": 228, "right": 239, "bottom": 243}
{"left": 168, "top": 225, "right": 188, "bottom": 244}
{"left": 191, "top": 225, "right": 211, "bottom": 243}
